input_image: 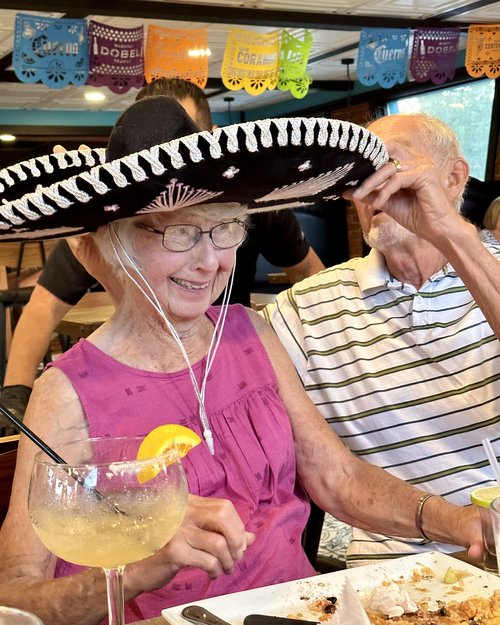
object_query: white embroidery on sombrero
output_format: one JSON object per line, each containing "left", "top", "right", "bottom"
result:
{"left": 328, "top": 119, "right": 340, "bottom": 149}
{"left": 0, "top": 149, "right": 106, "bottom": 195}
{"left": 7, "top": 162, "right": 30, "bottom": 183}
{"left": 291, "top": 120, "right": 302, "bottom": 147}
{"left": 274, "top": 119, "right": 290, "bottom": 147}
{"left": 242, "top": 123, "right": 259, "bottom": 153}
{"left": 58, "top": 178, "right": 92, "bottom": 204}
{"left": 338, "top": 121, "right": 351, "bottom": 150}
{"left": 104, "top": 204, "right": 121, "bottom": 212}
{"left": 302, "top": 119, "right": 317, "bottom": 147}
{"left": 323, "top": 194, "right": 340, "bottom": 201}
{"left": 201, "top": 130, "right": 224, "bottom": 160}
{"left": 0, "top": 204, "right": 26, "bottom": 225}
{"left": 0, "top": 169, "right": 15, "bottom": 191}
{"left": 222, "top": 166, "right": 239, "bottom": 179}
{"left": 255, "top": 163, "right": 355, "bottom": 203}
{"left": 105, "top": 160, "right": 131, "bottom": 186}
{"left": 357, "top": 128, "right": 370, "bottom": 155}
{"left": 363, "top": 135, "right": 379, "bottom": 161}
{"left": 257, "top": 119, "right": 273, "bottom": 148}
{"left": 221, "top": 125, "right": 241, "bottom": 154}
{"left": 248, "top": 201, "right": 315, "bottom": 214}
{"left": 182, "top": 135, "right": 204, "bottom": 163}
{"left": 298, "top": 160, "right": 311, "bottom": 172}
{"left": 159, "top": 140, "right": 186, "bottom": 169}
{"left": 38, "top": 155, "right": 55, "bottom": 174}
{"left": 372, "top": 143, "right": 387, "bottom": 168}
{"left": 22, "top": 193, "right": 57, "bottom": 216}
{"left": 80, "top": 169, "right": 113, "bottom": 195}
{"left": 348, "top": 125, "right": 361, "bottom": 152}
{"left": 144, "top": 146, "right": 167, "bottom": 176}
{"left": 41, "top": 183, "right": 75, "bottom": 208}
{"left": 141, "top": 179, "right": 223, "bottom": 213}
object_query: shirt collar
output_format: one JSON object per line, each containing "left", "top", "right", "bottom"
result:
{"left": 356, "top": 248, "right": 458, "bottom": 295}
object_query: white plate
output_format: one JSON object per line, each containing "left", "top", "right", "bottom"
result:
{"left": 161, "top": 552, "right": 500, "bottom": 625}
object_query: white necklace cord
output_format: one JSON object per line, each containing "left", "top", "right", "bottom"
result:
{"left": 106, "top": 223, "right": 236, "bottom": 455}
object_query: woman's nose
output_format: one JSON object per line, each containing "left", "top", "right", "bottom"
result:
{"left": 191, "top": 233, "right": 219, "bottom": 267}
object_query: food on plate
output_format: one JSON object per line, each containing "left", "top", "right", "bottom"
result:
{"left": 359, "top": 564, "right": 498, "bottom": 624}
{"left": 366, "top": 589, "right": 500, "bottom": 624}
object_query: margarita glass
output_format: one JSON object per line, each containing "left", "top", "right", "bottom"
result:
{"left": 28, "top": 436, "right": 188, "bottom": 625}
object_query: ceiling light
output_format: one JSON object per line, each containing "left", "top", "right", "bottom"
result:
{"left": 0, "top": 134, "right": 16, "bottom": 142}
{"left": 188, "top": 48, "right": 212, "bottom": 58}
{"left": 85, "top": 91, "right": 106, "bottom": 102}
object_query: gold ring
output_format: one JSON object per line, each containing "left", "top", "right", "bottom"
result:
{"left": 391, "top": 158, "right": 403, "bottom": 172}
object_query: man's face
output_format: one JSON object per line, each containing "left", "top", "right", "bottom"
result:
{"left": 353, "top": 116, "right": 419, "bottom": 252}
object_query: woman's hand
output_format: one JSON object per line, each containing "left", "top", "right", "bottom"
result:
{"left": 125, "top": 495, "right": 255, "bottom": 596}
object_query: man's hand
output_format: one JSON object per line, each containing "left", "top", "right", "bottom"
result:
{"left": 345, "top": 140, "right": 469, "bottom": 247}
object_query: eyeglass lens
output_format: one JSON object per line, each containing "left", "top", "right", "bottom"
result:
{"left": 162, "top": 221, "right": 246, "bottom": 251}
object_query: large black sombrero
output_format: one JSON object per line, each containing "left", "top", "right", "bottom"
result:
{"left": 0, "top": 97, "right": 388, "bottom": 241}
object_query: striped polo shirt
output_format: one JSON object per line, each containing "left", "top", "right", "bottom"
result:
{"left": 263, "top": 229, "right": 500, "bottom": 566}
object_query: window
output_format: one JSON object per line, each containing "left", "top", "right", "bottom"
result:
{"left": 387, "top": 79, "right": 495, "bottom": 180}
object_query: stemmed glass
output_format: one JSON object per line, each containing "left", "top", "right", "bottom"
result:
{"left": 28, "top": 435, "right": 188, "bottom": 625}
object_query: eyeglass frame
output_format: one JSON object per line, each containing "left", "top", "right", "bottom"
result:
{"left": 135, "top": 219, "right": 248, "bottom": 252}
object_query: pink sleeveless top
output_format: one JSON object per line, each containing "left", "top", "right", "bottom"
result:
{"left": 49, "top": 305, "right": 314, "bottom": 622}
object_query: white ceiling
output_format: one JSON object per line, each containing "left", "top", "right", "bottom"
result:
{"left": 0, "top": 0, "right": 499, "bottom": 117}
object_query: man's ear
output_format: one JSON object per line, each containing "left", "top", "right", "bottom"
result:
{"left": 446, "top": 157, "right": 469, "bottom": 198}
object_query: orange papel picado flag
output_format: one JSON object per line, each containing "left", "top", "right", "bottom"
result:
{"left": 466, "top": 24, "right": 500, "bottom": 78}
{"left": 145, "top": 24, "right": 209, "bottom": 88}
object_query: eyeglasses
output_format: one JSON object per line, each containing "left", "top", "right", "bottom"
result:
{"left": 136, "top": 219, "right": 247, "bottom": 252}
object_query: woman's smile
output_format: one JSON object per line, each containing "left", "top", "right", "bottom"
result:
{"left": 170, "top": 276, "right": 211, "bottom": 291}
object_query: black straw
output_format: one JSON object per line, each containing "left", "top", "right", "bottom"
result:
{"left": 0, "top": 400, "right": 124, "bottom": 514}
{"left": 0, "top": 400, "right": 66, "bottom": 464}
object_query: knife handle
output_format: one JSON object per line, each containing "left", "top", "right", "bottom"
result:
{"left": 244, "top": 615, "right": 319, "bottom": 625}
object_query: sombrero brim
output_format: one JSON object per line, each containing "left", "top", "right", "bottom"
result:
{"left": 0, "top": 117, "right": 388, "bottom": 241}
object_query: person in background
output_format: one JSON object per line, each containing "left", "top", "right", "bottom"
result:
{"left": 0, "top": 78, "right": 323, "bottom": 431}
{"left": 0, "top": 96, "right": 482, "bottom": 625}
{"left": 263, "top": 111, "right": 500, "bottom": 567}
{"left": 483, "top": 196, "right": 500, "bottom": 242}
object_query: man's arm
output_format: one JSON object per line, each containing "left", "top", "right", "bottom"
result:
{"left": 282, "top": 247, "right": 325, "bottom": 284}
{"left": 1, "top": 240, "right": 98, "bottom": 426}
{"left": 3, "top": 285, "right": 71, "bottom": 388}
{"left": 427, "top": 219, "right": 500, "bottom": 339}
{"left": 250, "top": 309, "right": 484, "bottom": 559}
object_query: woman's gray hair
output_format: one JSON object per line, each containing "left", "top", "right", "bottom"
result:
{"left": 483, "top": 196, "right": 500, "bottom": 230}
{"left": 91, "top": 202, "right": 248, "bottom": 282}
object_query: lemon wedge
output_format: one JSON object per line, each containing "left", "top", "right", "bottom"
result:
{"left": 470, "top": 486, "right": 500, "bottom": 508}
{"left": 136, "top": 424, "right": 201, "bottom": 483}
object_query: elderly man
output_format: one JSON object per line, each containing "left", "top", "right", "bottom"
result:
{"left": 263, "top": 112, "right": 500, "bottom": 566}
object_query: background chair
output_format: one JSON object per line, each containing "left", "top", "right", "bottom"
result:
{"left": 0, "top": 434, "right": 19, "bottom": 526}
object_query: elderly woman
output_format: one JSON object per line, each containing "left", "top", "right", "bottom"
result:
{"left": 483, "top": 196, "right": 500, "bottom": 242}
{"left": 0, "top": 97, "right": 481, "bottom": 625}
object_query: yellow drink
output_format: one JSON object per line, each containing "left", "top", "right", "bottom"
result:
{"left": 32, "top": 490, "right": 186, "bottom": 569}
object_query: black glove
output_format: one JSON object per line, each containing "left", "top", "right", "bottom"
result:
{"left": 0, "top": 384, "right": 32, "bottom": 436}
